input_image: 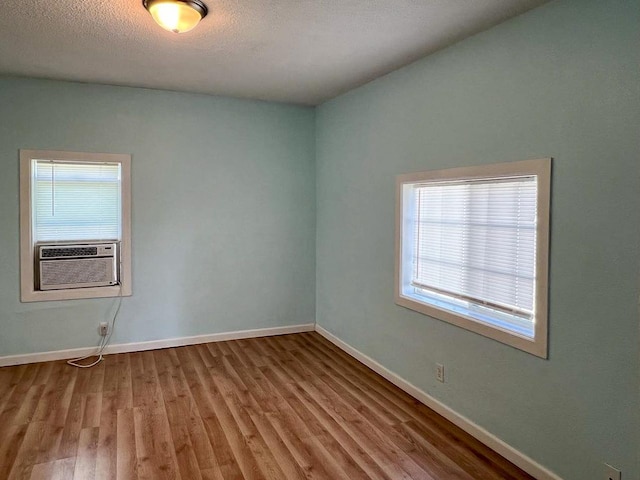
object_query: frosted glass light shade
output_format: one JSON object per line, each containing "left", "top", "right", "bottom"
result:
{"left": 144, "top": 0, "right": 207, "bottom": 34}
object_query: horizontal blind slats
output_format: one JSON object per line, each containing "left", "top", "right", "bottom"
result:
{"left": 33, "top": 161, "right": 122, "bottom": 242}
{"left": 413, "top": 176, "right": 537, "bottom": 315}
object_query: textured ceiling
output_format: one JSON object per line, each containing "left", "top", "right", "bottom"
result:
{"left": 0, "top": 0, "right": 548, "bottom": 105}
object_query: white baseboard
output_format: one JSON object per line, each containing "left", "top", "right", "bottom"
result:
{"left": 0, "top": 323, "right": 315, "bottom": 367}
{"left": 314, "top": 324, "right": 562, "bottom": 480}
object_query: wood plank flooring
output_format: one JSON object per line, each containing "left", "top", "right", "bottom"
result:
{"left": 0, "top": 332, "right": 535, "bottom": 479}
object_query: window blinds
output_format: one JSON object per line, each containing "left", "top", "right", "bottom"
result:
{"left": 412, "top": 176, "right": 537, "bottom": 319}
{"left": 33, "top": 160, "right": 122, "bottom": 242}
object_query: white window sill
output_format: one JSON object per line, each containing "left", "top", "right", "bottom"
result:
{"left": 395, "top": 292, "right": 546, "bottom": 358}
{"left": 21, "top": 285, "right": 132, "bottom": 303}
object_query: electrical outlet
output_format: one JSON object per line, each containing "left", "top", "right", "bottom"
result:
{"left": 99, "top": 322, "right": 109, "bottom": 337}
{"left": 604, "top": 463, "right": 621, "bottom": 480}
{"left": 436, "top": 363, "right": 445, "bottom": 383}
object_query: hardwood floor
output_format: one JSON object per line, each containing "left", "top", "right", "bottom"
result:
{"left": 0, "top": 332, "right": 535, "bottom": 480}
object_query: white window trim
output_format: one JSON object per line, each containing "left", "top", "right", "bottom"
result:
{"left": 19, "top": 149, "right": 132, "bottom": 302}
{"left": 395, "top": 158, "right": 551, "bottom": 358}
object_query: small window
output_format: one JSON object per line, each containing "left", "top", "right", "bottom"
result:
{"left": 395, "top": 158, "right": 550, "bottom": 357}
{"left": 20, "top": 150, "right": 132, "bottom": 302}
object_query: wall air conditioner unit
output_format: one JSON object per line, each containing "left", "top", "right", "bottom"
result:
{"left": 36, "top": 242, "right": 119, "bottom": 291}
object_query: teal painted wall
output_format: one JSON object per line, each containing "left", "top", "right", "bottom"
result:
{"left": 315, "top": 0, "right": 639, "bottom": 478}
{"left": 0, "top": 78, "right": 316, "bottom": 356}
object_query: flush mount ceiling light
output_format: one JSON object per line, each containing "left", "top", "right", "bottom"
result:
{"left": 143, "top": 0, "right": 208, "bottom": 34}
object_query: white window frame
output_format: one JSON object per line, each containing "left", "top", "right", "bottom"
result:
{"left": 19, "top": 149, "right": 132, "bottom": 302}
{"left": 395, "top": 158, "right": 550, "bottom": 358}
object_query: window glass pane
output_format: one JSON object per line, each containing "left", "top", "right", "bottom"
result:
{"left": 33, "top": 161, "right": 122, "bottom": 242}
{"left": 412, "top": 176, "right": 537, "bottom": 318}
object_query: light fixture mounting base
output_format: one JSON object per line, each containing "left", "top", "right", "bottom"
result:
{"left": 142, "top": 0, "right": 208, "bottom": 20}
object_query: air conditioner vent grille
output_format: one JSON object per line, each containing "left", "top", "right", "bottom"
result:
{"left": 41, "top": 258, "right": 113, "bottom": 287}
{"left": 41, "top": 246, "right": 98, "bottom": 258}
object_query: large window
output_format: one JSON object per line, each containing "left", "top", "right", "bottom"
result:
{"left": 20, "top": 150, "right": 132, "bottom": 302}
{"left": 395, "top": 158, "right": 550, "bottom": 357}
